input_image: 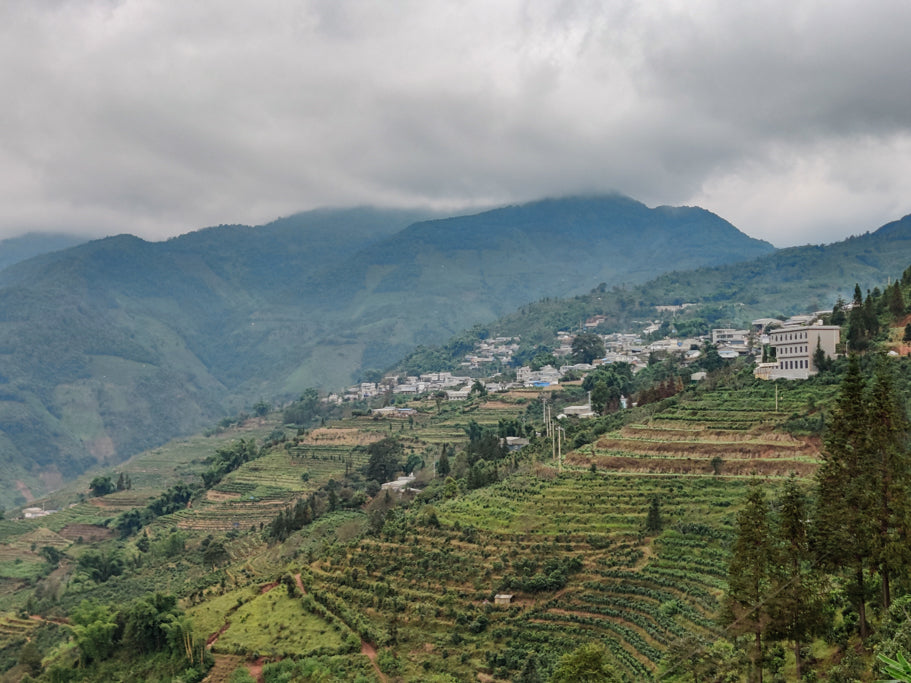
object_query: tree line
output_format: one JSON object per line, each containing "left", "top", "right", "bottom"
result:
{"left": 717, "top": 354, "right": 911, "bottom": 681}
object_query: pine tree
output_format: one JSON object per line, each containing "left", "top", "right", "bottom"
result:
{"left": 889, "top": 281, "right": 906, "bottom": 318}
{"left": 831, "top": 297, "right": 848, "bottom": 326}
{"left": 768, "top": 474, "right": 827, "bottom": 679}
{"left": 436, "top": 444, "right": 451, "bottom": 477}
{"left": 812, "top": 339, "right": 829, "bottom": 373}
{"left": 814, "top": 354, "right": 874, "bottom": 637}
{"left": 723, "top": 485, "right": 774, "bottom": 682}
{"left": 865, "top": 357, "right": 911, "bottom": 609}
{"left": 645, "top": 496, "right": 663, "bottom": 534}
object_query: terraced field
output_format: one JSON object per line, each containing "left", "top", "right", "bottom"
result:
{"left": 173, "top": 444, "right": 373, "bottom": 532}
{"left": 290, "top": 470, "right": 762, "bottom": 680}
{"left": 0, "top": 385, "right": 829, "bottom": 679}
{"left": 169, "top": 397, "right": 534, "bottom": 533}
{"left": 0, "top": 612, "right": 37, "bottom": 647}
{"left": 579, "top": 384, "right": 831, "bottom": 477}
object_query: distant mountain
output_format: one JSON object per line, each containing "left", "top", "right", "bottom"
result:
{"left": 0, "top": 232, "right": 88, "bottom": 273}
{"left": 0, "top": 195, "right": 774, "bottom": 507}
{"left": 328, "top": 195, "right": 773, "bottom": 371}
{"left": 641, "top": 213, "right": 911, "bottom": 316}
{"left": 395, "top": 213, "right": 911, "bottom": 377}
{"left": 0, "top": 207, "right": 437, "bottom": 508}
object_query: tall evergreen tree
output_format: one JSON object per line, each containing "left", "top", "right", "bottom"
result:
{"left": 863, "top": 291, "right": 880, "bottom": 338}
{"left": 846, "top": 284, "right": 869, "bottom": 352}
{"left": 436, "top": 444, "right": 451, "bottom": 477}
{"left": 645, "top": 496, "right": 663, "bottom": 534}
{"left": 853, "top": 283, "right": 864, "bottom": 308}
{"left": 814, "top": 354, "right": 874, "bottom": 638}
{"left": 768, "top": 475, "right": 827, "bottom": 679}
{"left": 889, "top": 281, "right": 906, "bottom": 318}
{"left": 723, "top": 485, "right": 774, "bottom": 683}
{"left": 865, "top": 357, "right": 911, "bottom": 609}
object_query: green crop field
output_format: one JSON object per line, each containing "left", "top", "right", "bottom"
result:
{"left": 572, "top": 381, "right": 831, "bottom": 478}
{"left": 279, "top": 468, "right": 771, "bottom": 680}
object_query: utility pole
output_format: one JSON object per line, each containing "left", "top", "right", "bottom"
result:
{"left": 551, "top": 420, "right": 556, "bottom": 462}
{"left": 557, "top": 425, "right": 564, "bottom": 473}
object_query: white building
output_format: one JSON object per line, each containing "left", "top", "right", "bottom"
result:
{"left": 754, "top": 324, "right": 840, "bottom": 380}
{"left": 712, "top": 328, "right": 750, "bottom": 346}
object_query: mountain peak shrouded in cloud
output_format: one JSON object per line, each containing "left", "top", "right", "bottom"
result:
{"left": 1, "top": 2, "right": 911, "bottom": 246}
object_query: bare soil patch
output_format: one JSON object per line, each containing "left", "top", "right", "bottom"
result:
{"left": 246, "top": 657, "right": 266, "bottom": 683}
{"left": 57, "top": 524, "right": 113, "bottom": 542}
{"left": 206, "top": 490, "right": 242, "bottom": 502}
{"left": 361, "top": 640, "right": 388, "bottom": 683}
{"left": 300, "top": 428, "right": 382, "bottom": 446}
{"left": 480, "top": 401, "right": 518, "bottom": 409}
{"left": 14, "top": 481, "right": 34, "bottom": 503}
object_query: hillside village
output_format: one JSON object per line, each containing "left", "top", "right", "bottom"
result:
{"left": 333, "top": 308, "right": 847, "bottom": 412}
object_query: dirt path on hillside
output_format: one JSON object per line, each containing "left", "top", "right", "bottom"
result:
{"left": 294, "top": 573, "right": 306, "bottom": 594}
{"left": 361, "top": 641, "right": 388, "bottom": 683}
{"left": 206, "top": 621, "right": 230, "bottom": 648}
{"left": 246, "top": 656, "right": 266, "bottom": 683}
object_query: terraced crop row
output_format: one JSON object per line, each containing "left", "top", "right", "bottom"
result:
{"left": 283, "top": 469, "right": 761, "bottom": 679}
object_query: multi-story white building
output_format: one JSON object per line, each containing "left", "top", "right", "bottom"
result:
{"left": 754, "top": 324, "right": 840, "bottom": 380}
{"left": 712, "top": 328, "right": 750, "bottom": 346}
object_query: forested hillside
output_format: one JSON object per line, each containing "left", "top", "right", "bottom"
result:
{"left": 0, "top": 233, "right": 87, "bottom": 274}
{"left": 0, "top": 195, "right": 772, "bottom": 507}
{"left": 395, "top": 214, "right": 911, "bottom": 377}
{"left": 642, "top": 213, "right": 911, "bottom": 315}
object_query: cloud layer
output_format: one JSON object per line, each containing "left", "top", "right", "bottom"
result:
{"left": 2, "top": 0, "right": 910, "bottom": 246}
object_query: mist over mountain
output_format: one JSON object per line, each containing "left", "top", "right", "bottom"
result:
{"left": 0, "top": 233, "right": 89, "bottom": 273}
{"left": 0, "top": 194, "right": 784, "bottom": 507}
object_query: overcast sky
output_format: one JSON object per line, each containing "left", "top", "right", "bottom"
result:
{"left": 2, "top": 1, "right": 911, "bottom": 247}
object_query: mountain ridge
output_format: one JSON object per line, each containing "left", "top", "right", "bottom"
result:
{"left": 0, "top": 194, "right": 836, "bottom": 508}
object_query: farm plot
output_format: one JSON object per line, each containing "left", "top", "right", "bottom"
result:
{"left": 0, "top": 612, "right": 36, "bottom": 646}
{"left": 0, "top": 503, "right": 112, "bottom": 544}
{"left": 87, "top": 490, "right": 154, "bottom": 511}
{"left": 16, "top": 527, "right": 71, "bottom": 550}
{"left": 175, "top": 445, "right": 370, "bottom": 532}
{"left": 171, "top": 499, "right": 289, "bottom": 533}
{"left": 209, "top": 584, "right": 355, "bottom": 659}
{"left": 296, "top": 470, "right": 760, "bottom": 679}
{"left": 582, "top": 385, "right": 825, "bottom": 477}
{"left": 99, "top": 422, "right": 277, "bottom": 492}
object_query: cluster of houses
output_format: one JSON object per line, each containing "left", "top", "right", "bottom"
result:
{"left": 461, "top": 337, "right": 521, "bottom": 369}
{"left": 327, "top": 310, "right": 845, "bottom": 415}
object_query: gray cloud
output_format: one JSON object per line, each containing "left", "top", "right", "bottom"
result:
{"left": 1, "top": 0, "right": 910, "bottom": 246}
